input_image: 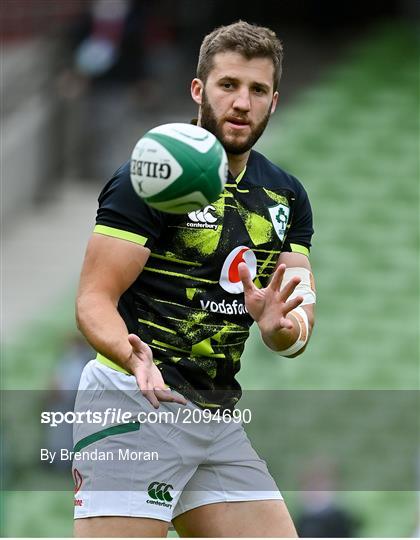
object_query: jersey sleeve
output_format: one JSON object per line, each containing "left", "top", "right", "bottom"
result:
{"left": 282, "top": 177, "right": 314, "bottom": 256}
{"left": 94, "top": 161, "right": 167, "bottom": 250}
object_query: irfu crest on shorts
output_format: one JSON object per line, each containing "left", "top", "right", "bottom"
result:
{"left": 268, "top": 203, "right": 290, "bottom": 242}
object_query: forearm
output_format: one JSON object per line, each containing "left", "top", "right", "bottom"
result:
{"left": 76, "top": 292, "right": 133, "bottom": 370}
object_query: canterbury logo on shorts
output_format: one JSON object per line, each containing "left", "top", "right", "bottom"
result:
{"left": 147, "top": 481, "right": 174, "bottom": 502}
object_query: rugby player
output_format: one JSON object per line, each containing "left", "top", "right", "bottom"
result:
{"left": 74, "top": 20, "right": 316, "bottom": 537}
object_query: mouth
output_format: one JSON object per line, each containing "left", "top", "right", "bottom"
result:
{"left": 225, "top": 117, "right": 250, "bottom": 129}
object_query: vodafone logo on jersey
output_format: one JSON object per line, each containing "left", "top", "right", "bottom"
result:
{"left": 219, "top": 246, "right": 257, "bottom": 294}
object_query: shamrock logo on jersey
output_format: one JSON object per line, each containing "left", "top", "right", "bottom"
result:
{"left": 276, "top": 207, "right": 288, "bottom": 229}
{"left": 268, "top": 203, "right": 290, "bottom": 242}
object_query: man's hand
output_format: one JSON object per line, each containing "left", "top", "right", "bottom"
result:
{"left": 238, "top": 262, "right": 303, "bottom": 350}
{"left": 126, "top": 334, "right": 187, "bottom": 409}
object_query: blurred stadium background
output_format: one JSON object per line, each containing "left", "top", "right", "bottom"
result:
{"left": 1, "top": 0, "right": 418, "bottom": 537}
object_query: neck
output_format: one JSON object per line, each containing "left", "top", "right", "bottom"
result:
{"left": 227, "top": 151, "right": 250, "bottom": 178}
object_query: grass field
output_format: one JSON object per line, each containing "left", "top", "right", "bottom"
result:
{"left": 2, "top": 21, "right": 418, "bottom": 537}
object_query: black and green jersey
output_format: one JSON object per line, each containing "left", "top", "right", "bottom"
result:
{"left": 94, "top": 149, "right": 313, "bottom": 409}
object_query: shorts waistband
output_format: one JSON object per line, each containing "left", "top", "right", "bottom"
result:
{"left": 96, "top": 352, "right": 130, "bottom": 375}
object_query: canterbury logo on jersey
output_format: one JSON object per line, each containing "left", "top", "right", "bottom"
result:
{"left": 219, "top": 246, "right": 257, "bottom": 294}
{"left": 187, "top": 205, "right": 218, "bottom": 229}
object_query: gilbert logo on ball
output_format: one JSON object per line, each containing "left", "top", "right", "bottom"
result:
{"left": 130, "top": 123, "right": 228, "bottom": 214}
{"left": 219, "top": 246, "right": 257, "bottom": 294}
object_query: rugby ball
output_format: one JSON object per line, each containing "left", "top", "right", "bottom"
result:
{"left": 130, "top": 123, "right": 228, "bottom": 213}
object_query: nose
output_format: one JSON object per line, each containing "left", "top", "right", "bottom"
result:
{"left": 232, "top": 88, "right": 251, "bottom": 112}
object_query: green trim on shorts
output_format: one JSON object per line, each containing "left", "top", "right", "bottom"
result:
{"left": 290, "top": 243, "right": 310, "bottom": 257}
{"left": 96, "top": 352, "right": 130, "bottom": 374}
{"left": 73, "top": 422, "right": 141, "bottom": 453}
{"left": 93, "top": 224, "right": 148, "bottom": 246}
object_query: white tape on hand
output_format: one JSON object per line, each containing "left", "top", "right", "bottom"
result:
{"left": 282, "top": 267, "right": 316, "bottom": 305}
{"left": 277, "top": 306, "right": 309, "bottom": 357}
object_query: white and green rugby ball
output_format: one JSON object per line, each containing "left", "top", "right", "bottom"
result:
{"left": 130, "top": 123, "right": 228, "bottom": 214}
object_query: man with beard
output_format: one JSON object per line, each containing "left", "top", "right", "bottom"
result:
{"left": 73, "top": 20, "right": 316, "bottom": 537}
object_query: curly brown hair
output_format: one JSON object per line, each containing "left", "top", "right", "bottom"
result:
{"left": 197, "top": 20, "right": 283, "bottom": 90}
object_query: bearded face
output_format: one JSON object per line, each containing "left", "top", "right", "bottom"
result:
{"left": 200, "top": 88, "right": 273, "bottom": 155}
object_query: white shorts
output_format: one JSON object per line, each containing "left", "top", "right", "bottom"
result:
{"left": 73, "top": 360, "right": 282, "bottom": 523}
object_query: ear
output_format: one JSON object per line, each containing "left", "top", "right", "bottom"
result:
{"left": 270, "top": 91, "right": 279, "bottom": 114}
{"left": 191, "top": 78, "right": 204, "bottom": 105}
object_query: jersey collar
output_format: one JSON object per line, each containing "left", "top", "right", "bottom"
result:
{"left": 234, "top": 167, "right": 247, "bottom": 184}
{"left": 229, "top": 149, "right": 255, "bottom": 184}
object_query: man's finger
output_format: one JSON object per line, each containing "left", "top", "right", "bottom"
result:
{"left": 238, "top": 262, "right": 255, "bottom": 295}
{"left": 279, "top": 276, "right": 301, "bottom": 302}
{"left": 269, "top": 263, "right": 287, "bottom": 291}
{"left": 142, "top": 389, "right": 160, "bottom": 409}
{"left": 128, "top": 333, "right": 144, "bottom": 353}
{"left": 154, "top": 388, "right": 187, "bottom": 405}
{"left": 283, "top": 296, "right": 304, "bottom": 315}
{"left": 136, "top": 374, "right": 160, "bottom": 408}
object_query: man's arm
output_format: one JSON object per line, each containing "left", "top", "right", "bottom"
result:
{"left": 76, "top": 232, "right": 186, "bottom": 407}
{"left": 271, "top": 251, "right": 315, "bottom": 357}
{"left": 76, "top": 233, "right": 149, "bottom": 365}
{"left": 238, "top": 251, "right": 315, "bottom": 358}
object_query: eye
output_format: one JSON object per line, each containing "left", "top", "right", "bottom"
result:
{"left": 222, "top": 82, "right": 233, "bottom": 89}
{"left": 253, "top": 86, "right": 266, "bottom": 94}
